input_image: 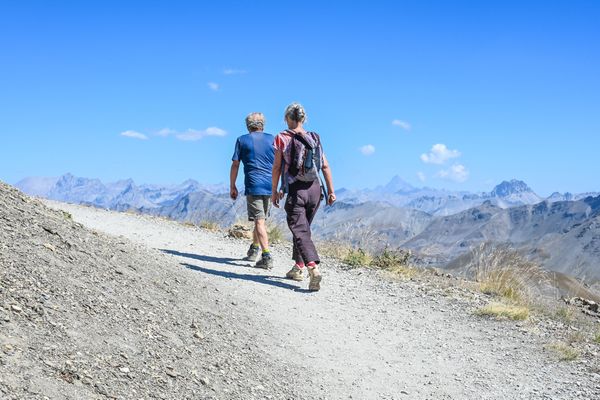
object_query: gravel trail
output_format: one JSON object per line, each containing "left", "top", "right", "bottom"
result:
{"left": 42, "top": 200, "right": 600, "bottom": 400}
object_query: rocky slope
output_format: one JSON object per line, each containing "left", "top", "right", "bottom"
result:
{"left": 0, "top": 181, "right": 301, "bottom": 399}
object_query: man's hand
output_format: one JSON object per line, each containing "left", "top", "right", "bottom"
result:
{"left": 271, "top": 190, "right": 284, "bottom": 208}
{"left": 230, "top": 186, "right": 238, "bottom": 200}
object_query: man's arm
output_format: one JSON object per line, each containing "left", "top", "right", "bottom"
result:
{"left": 230, "top": 160, "right": 240, "bottom": 200}
{"left": 321, "top": 154, "right": 336, "bottom": 205}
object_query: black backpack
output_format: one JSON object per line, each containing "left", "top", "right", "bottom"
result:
{"left": 287, "top": 130, "right": 322, "bottom": 183}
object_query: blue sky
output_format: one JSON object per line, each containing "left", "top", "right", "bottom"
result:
{"left": 1, "top": 1, "right": 598, "bottom": 196}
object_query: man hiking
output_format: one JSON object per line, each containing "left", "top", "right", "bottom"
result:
{"left": 230, "top": 112, "right": 275, "bottom": 269}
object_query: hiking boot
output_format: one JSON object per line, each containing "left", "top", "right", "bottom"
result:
{"left": 254, "top": 253, "right": 273, "bottom": 270}
{"left": 308, "top": 267, "right": 322, "bottom": 291}
{"left": 244, "top": 244, "right": 260, "bottom": 262}
{"left": 285, "top": 265, "right": 304, "bottom": 281}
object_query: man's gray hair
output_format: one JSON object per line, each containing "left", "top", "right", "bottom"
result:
{"left": 284, "top": 103, "right": 306, "bottom": 123}
{"left": 245, "top": 112, "right": 266, "bottom": 132}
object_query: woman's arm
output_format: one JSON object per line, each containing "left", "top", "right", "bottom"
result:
{"left": 321, "top": 154, "right": 336, "bottom": 205}
{"left": 271, "top": 149, "right": 283, "bottom": 207}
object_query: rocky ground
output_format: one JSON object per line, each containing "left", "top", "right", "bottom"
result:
{"left": 2, "top": 181, "right": 600, "bottom": 399}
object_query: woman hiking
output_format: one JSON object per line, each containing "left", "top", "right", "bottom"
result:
{"left": 271, "top": 103, "right": 336, "bottom": 291}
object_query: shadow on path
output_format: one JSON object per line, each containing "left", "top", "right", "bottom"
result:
{"left": 160, "top": 249, "right": 248, "bottom": 267}
{"left": 181, "top": 263, "right": 311, "bottom": 293}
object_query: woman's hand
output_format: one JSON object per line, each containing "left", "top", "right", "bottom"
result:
{"left": 327, "top": 192, "right": 336, "bottom": 206}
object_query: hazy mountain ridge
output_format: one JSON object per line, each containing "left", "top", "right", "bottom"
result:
{"left": 404, "top": 196, "right": 600, "bottom": 281}
{"left": 337, "top": 177, "right": 546, "bottom": 215}
{"left": 15, "top": 173, "right": 600, "bottom": 281}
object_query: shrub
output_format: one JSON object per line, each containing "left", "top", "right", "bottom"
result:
{"left": 343, "top": 248, "right": 372, "bottom": 268}
{"left": 594, "top": 332, "right": 600, "bottom": 344}
{"left": 475, "top": 302, "right": 530, "bottom": 320}
{"left": 372, "top": 248, "right": 416, "bottom": 277}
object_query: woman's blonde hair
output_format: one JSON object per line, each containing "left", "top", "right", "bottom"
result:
{"left": 284, "top": 103, "right": 306, "bottom": 123}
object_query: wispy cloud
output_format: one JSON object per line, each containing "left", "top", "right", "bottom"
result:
{"left": 420, "top": 144, "right": 461, "bottom": 164}
{"left": 437, "top": 163, "right": 469, "bottom": 182}
{"left": 156, "top": 128, "right": 176, "bottom": 137}
{"left": 207, "top": 82, "right": 220, "bottom": 91}
{"left": 120, "top": 130, "right": 148, "bottom": 140}
{"left": 175, "top": 127, "right": 227, "bottom": 141}
{"left": 223, "top": 68, "right": 246, "bottom": 75}
{"left": 392, "top": 119, "right": 411, "bottom": 131}
{"left": 359, "top": 144, "right": 375, "bottom": 156}
{"left": 417, "top": 171, "right": 426, "bottom": 182}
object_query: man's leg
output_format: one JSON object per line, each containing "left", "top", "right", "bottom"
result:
{"left": 253, "top": 196, "right": 273, "bottom": 269}
{"left": 244, "top": 196, "right": 261, "bottom": 261}
{"left": 254, "top": 218, "right": 269, "bottom": 251}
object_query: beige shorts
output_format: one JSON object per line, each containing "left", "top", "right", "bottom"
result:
{"left": 246, "top": 195, "right": 271, "bottom": 221}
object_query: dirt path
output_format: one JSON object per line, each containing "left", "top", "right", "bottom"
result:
{"left": 46, "top": 201, "right": 600, "bottom": 400}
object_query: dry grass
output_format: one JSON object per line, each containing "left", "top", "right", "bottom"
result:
{"left": 547, "top": 342, "right": 579, "bottom": 361}
{"left": 475, "top": 302, "right": 530, "bottom": 320}
{"left": 372, "top": 248, "right": 418, "bottom": 278}
{"left": 466, "top": 243, "right": 547, "bottom": 305}
{"left": 554, "top": 306, "right": 576, "bottom": 323}
{"left": 594, "top": 332, "right": 600, "bottom": 344}
{"left": 200, "top": 221, "right": 220, "bottom": 231}
{"left": 318, "top": 241, "right": 354, "bottom": 260}
{"left": 267, "top": 224, "right": 285, "bottom": 243}
{"left": 343, "top": 248, "right": 373, "bottom": 268}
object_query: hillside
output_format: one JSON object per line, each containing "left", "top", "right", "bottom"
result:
{"left": 0, "top": 181, "right": 301, "bottom": 399}
{"left": 404, "top": 197, "right": 600, "bottom": 282}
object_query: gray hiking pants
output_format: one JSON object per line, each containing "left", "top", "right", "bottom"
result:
{"left": 284, "top": 179, "right": 322, "bottom": 265}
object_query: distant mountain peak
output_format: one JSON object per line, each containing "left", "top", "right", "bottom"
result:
{"left": 491, "top": 180, "right": 533, "bottom": 198}
{"left": 382, "top": 175, "right": 415, "bottom": 194}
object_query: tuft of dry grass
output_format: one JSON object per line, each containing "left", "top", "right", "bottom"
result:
{"left": 554, "top": 306, "right": 575, "bottom": 323}
{"left": 267, "top": 224, "right": 285, "bottom": 243}
{"left": 343, "top": 248, "right": 373, "bottom": 268}
{"left": 547, "top": 342, "right": 579, "bottom": 361}
{"left": 200, "top": 221, "right": 220, "bottom": 231}
{"left": 182, "top": 221, "right": 196, "bottom": 228}
{"left": 372, "top": 248, "right": 418, "bottom": 278}
{"left": 475, "top": 302, "right": 530, "bottom": 320}
{"left": 318, "top": 241, "right": 354, "bottom": 260}
{"left": 467, "top": 243, "right": 547, "bottom": 305}
{"left": 594, "top": 331, "right": 600, "bottom": 344}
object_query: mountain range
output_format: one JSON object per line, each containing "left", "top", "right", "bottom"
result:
{"left": 15, "top": 173, "right": 600, "bottom": 283}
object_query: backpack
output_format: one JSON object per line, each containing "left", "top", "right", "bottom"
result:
{"left": 287, "top": 131, "right": 322, "bottom": 183}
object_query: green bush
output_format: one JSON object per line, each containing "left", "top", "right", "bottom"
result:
{"left": 343, "top": 248, "right": 372, "bottom": 267}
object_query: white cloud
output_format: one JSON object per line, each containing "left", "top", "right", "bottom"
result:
{"left": 156, "top": 128, "right": 176, "bottom": 137}
{"left": 175, "top": 127, "right": 227, "bottom": 141}
{"left": 392, "top": 119, "right": 411, "bottom": 130}
{"left": 207, "top": 82, "right": 220, "bottom": 91}
{"left": 417, "top": 171, "right": 426, "bottom": 182}
{"left": 359, "top": 144, "right": 375, "bottom": 156}
{"left": 420, "top": 144, "right": 461, "bottom": 164}
{"left": 437, "top": 163, "right": 469, "bottom": 183}
{"left": 223, "top": 68, "right": 246, "bottom": 75}
{"left": 120, "top": 130, "right": 148, "bottom": 140}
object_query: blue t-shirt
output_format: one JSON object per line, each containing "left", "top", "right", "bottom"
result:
{"left": 232, "top": 132, "right": 275, "bottom": 196}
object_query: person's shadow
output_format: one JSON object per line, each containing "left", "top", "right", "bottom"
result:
{"left": 160, "top": 248, "right": 311, "bottom": 292}
{"left": 181, "top": 263, "right": 310, "bottom": 292}
{"left": 160, "top": 249, "right": 248, "bottom": 267}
